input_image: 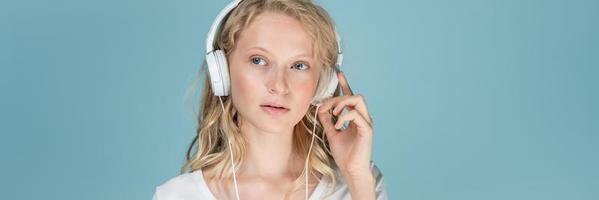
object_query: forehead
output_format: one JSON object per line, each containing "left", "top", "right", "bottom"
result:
{"left": 235, "top": 12, "right": 314, "bottom": 57}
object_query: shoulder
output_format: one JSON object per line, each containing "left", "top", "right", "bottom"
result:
{"left": 322, "top": 161, "right": 388, "bottom": 200}
{"left": 152, "top": 171, "right": 208, "bottom": 200}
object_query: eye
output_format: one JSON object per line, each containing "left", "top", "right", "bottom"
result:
{"left": 250, "top": 56, "right": 267, "bottom": 66}
{"left": 292, "top": 62, "right": 310, "bottom": 70}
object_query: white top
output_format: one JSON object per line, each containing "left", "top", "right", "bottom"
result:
{"left": 152, "top": 161, "right": 388, "bottom": 200}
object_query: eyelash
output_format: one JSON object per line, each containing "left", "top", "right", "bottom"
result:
{"left": 249, "top": 56, "right": 310, "bottom": 71}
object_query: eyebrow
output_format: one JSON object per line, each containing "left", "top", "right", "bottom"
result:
{"left": 247, "top": 46, "right": 313, "bottom": 59}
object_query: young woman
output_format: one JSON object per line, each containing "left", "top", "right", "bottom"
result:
{"left": 153, "top": 0, "right": 387, "bottom": 199}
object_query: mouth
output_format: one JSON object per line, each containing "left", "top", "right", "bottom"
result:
{"left": 260, "top": 103, "right": 290, "bottom": 116}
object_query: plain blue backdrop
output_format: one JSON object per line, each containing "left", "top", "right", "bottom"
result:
{"left": 1, "top": 0, "right": 597, "bottom": 199}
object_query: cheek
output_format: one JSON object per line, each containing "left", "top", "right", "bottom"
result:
{"left": 287, "top": 75, "right": 318, "bottom": 125}
{"left": 231, "top": 70, "right": 255, "bottom": 94}
{"left": 230, "top": 65, "right": 262, "bottom": 108}
{"left": 289, "top": 75, "right": 318, "bottom": 105}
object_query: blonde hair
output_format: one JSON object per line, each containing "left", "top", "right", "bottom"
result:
{"left": 181, "top": 0, "right": 341, "bottom": 198}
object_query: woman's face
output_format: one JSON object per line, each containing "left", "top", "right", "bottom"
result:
{"left": 228, "top": 11, "right": 320, "bottom": 134}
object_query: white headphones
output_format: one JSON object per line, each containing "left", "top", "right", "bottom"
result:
{"left": 205, "top": 0, "right": 343, "bottom": 105}
{"left": 208, "top": 1, "right": 342, "bottom": 199}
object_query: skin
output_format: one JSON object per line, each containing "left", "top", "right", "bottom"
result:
{"left": 203, "top": 11, "right": 376, "bottom": 200}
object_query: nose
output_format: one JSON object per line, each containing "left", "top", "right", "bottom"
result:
{"left": 265, "top": 67, "right": 289, "bottom": 95}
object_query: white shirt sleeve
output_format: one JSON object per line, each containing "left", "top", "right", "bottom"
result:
{"left": 371, "top": 161, "right": 389, "bottom": 200}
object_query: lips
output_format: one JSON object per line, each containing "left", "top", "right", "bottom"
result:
{"left": 260, "top": 102, "right": 290, "bottom": 116}
{"left": 260, "top": 102, "right": 289, "bottom": 110}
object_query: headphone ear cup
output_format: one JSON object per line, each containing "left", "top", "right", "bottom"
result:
{"left": 325, "top": 71, "right": 339, "bottom": 97}
{"left": 215, "top": 50, "right": 231, "bottom": 96}
{"left": 206, "top": 50, "right": 231, "bottom": 96}
{"left": 311, "top": 69, "right": 339, "bottom": 105}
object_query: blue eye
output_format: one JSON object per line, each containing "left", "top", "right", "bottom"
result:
{"left": 251, "top": 57, "right": 267, "bottom": 66}
{"left": 292, "top": 62, "right": 309, "bottom": 70}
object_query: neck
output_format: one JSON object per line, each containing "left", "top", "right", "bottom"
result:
{"left": 236, "top": 118, "right": 303, "bottom": 178}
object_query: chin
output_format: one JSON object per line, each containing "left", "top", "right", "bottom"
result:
{"left": 256, "top": 118, "right": 294, "bottom": 134}
{"left": 251, "top": 112, "right": 303, "bottom": 134}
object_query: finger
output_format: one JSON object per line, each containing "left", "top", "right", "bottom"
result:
{"left": 318, "top": 95, "right": 352, "bottom": 114}
{"left": 334, "top": 110, "right": 372, "bottom": 132}
{"left": 318, "top": 95, "right": 372, "bottom": 126}
{"left": 332, "top": 94, "right": 371, "bottom": 124}
{"left": 317, "top": 106, "right": 339, "bottom": 138}
{"left": 338, "top": 71, "right": 354, "bottom": 96}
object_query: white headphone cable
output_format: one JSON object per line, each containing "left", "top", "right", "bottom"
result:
{"left": 219, "top": 96, "right": 241, "bottom": 200}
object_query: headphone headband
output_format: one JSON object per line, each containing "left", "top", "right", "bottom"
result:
{"left": 205, "top": 0, "right": 243, "bottom": 53}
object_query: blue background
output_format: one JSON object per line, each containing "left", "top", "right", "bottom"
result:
{"left": 1, "top": 0, "right": 597, "bottom": 199}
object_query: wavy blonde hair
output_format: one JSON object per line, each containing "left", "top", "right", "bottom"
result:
{"left": 181, "top": 0, "right": 341, "bottom": 198}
